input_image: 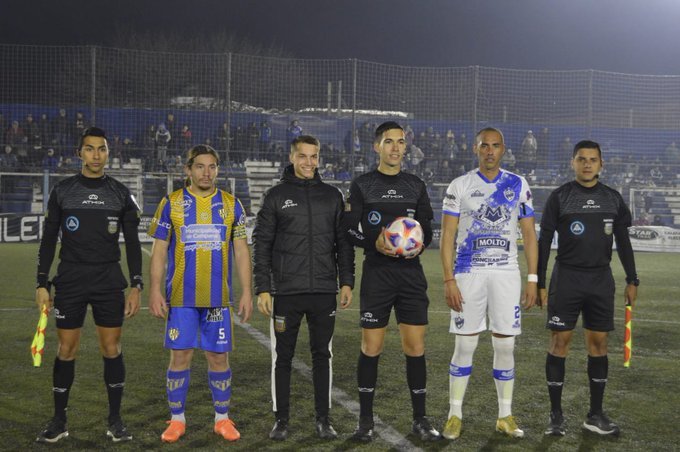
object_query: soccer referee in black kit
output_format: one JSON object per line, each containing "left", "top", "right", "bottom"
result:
{"left": 538, "top": 140, "right": 638, "bottom": 437}
{"left": 344, "top": 121, "right": 440, "bottom": 442}
{"left": 35, "top": 127, "right": 143, "bottom": 443}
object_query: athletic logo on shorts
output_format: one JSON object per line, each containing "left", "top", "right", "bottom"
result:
{"left": 362, "top": 312, "right": 379, "bottom": 323}
{"left": 65, "top": 216, "right": 79, "bottom": 232}
{"left": 454, "top": 315, "right": 464, "bottom": 329}
{"left": 206, "top": 308, "right": 223, "bottom": 322}
{"left": 168, "top": 328, "right": 180, "bottom": 341}
{"left": 570, "top": 221, "right": 585, "bottom": 235}
{"left": 368, "top": 211, "right": 381, "bottom": 225}
{"left": 275, "top": 315, "right": 286, "bottom": 333}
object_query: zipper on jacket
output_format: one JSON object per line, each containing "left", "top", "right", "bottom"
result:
{"left": 306, "top": 182, "right": 314, "bottom": 291}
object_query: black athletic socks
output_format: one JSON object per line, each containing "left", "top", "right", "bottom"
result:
{"left": 406, "top": 354, "right": 427, "bottom": 419}
{"left": 53, "top": 358, "right": 75, "bottom": 422}
{"left": 357, "top": 352, "right": 380, "bottom": 419}
{"left": 546, "top": 353, "right": 566, "bottom": 414}
{"left": 104, "top": 354, "right": 126, "bottom": 423}
{"left": 588, "top": 355, "right": 608, "bottom": 415}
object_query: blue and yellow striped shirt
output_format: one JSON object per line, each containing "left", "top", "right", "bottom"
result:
{"left": 148, "top": 187, "right": 247, "bottom": 308}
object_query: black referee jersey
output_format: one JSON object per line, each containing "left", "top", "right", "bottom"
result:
{"left": 37, "top": 173, "right": 143, "bottom": 289}
{"left": 343, "top": 169, "right": 434, "bottom": 266}
{"left": 537, "top": 180, "right": 637, "bottom": 288}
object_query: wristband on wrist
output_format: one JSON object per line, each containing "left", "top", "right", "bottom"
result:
{"left": 527, "top": 274, "right": 538, "bottom": 283}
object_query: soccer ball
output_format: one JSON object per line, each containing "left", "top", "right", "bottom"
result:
{"left": 383, "top": 217, "right": 424, "bottom": 258}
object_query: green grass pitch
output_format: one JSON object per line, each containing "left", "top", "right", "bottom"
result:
{"left": 1, "top": 243, "right": 678, "bottom": 451}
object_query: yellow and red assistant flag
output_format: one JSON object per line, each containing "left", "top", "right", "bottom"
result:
{"left": 623, "top": 302, "right": 632, "bottom": 368}
{"left": 31, "top": 306, "right": 49, "bottom": 367}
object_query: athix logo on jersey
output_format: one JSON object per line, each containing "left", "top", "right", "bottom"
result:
{"left": 382, "top": 189, "right": 403, "bottom": 199}
{"left": 503, "top": 187, "right": 515, "bottom": 202}
{"left": 476, "top": 205, "right": 510, "bottom": 226}
{"left": 82, "top": 193, "right": 105, "bottom": 205}
{"left": 206, "top": 308, "right": 224, "bottom": 323}
{"left": 368, "top": 211, "right": 381, "bottom": 225}
{"left": 472, "top": 237, "right": 510, "bottom": 251}
{"left": 471, "top": 189, "right": 485, "bottom": 198}
{"left": 282, "top": 199, "right": 298, "bottom": 209}
{"left": 583, "top": 199, "right": 600, "bottom": 209}
{"left": 65, "top": 216, "right": 79, "bottom": 232}
{"left": 570, "top": 221, "right": 585, "bottom": 235}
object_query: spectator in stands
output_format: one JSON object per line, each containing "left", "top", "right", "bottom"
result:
{"left": 155, "top": 123, "right": 171, "bottom": 167}
{"left": 259, "top": 121, "right": 272, "bottom": 161}
{"left": 652, "top": 215, "right": 664, "bottom": 226}
{"left": 0, "top": 145, "right": 18, "bottom": 192}
{"left": 519, "top": 130, "right": 538, "bottom": 174}
{"left": 0, "top": 145, "right": 18, "bottom": 170}
{"left": 42, "top": 148, "right": 59, "bottom": 172}
{"left": 217, "top": 121, "right": 229, "bottom": 150}
{"left": 232, "top": 126, "right": 247, "bottom": 163}
{"left": 73, "top": 111, "right": 89, "bottom": 143}
{"left": 335, "top": 164, "right": 351, "bottom": 181}
{"left": 52, "top": 108, "right": 69, "bottom": 147}
{"left": 665, "top": 141, "right": 680, "bottom": 165}
{"left": 650, "top": 165, "right": 663, "bottom": 184}
{"left": 143, "top": 124, "right": 157, "bottom": 150}
{"left": 39, "top": 113, "right": 51, "bottom": 146}
{"left": 24, "top": 114, "right": 40, "bottom": 145}
{"left": 321, "top": 163, "right": 335, "bottom": 180}
{"left": 6, "top": 120, "right": 25, "bottom": 146}
{"left": 502, "top": 148, "right": 517, "bottom": 171}
{"left": 404, "top": 124, "right": 415, "bottom": 146}
{"left": 409, "top": 144, "right": 425, "bottom": 175}
{"left": 436, "top": 159, "right": 455, "bottom": 183}
{"left": 286, "top": 120, "right": 303, "bottom": 145}
{"left": 443, "top": 130, "right": 459, "bottom": 162}
{"left": 345, "top": 129, "right": 361, "bottom": 157}
{"left": 0, "top": 114, "right": 5, "bottom": 140}
{"left": 246, "top": 122, "right": 259, "bottom": 160}
{"left": 166, "top": 113, "right": 179, "bottom": 149}
{"left": 181, "top": 124, "right": 193, "bottom": 151}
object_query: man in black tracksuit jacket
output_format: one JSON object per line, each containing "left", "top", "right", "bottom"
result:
{"left": 253, "top": 135, "right": 355, "bottom": 441}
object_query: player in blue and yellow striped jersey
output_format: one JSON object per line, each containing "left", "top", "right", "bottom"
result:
{"left": 148, "top": 144, "right": 253, "bottom": 443}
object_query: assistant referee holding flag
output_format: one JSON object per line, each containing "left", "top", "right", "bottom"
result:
{"left": 538, "top": 139, "right": 638, "bottom": 437}
{"left": 35, "top": 127, "right": 143, "bottom": 443}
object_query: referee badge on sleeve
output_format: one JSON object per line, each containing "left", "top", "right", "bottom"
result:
{"left": 274, "top": 315, "right": 286, "bottom": 333}
{"left": 107, "top": 220, "right": 119, "bottom": 234}
{"left": 603, "top": 219, "right": 613, "bottom": 235}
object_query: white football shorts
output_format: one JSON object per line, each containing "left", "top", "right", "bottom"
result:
{"left": 449, "top": 271, "right": 522, "bottom": 336}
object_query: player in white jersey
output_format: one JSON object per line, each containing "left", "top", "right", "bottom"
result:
{"left": 439, "top": 127, "right": 538, "bottom": 440}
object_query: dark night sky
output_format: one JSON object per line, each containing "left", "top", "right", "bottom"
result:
{"left": 4, "top": 0, "right": 680, "bottom": 75}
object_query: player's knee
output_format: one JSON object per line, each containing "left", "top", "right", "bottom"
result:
{"left": 361, "top": 342, "right": 384, "bottom": 356}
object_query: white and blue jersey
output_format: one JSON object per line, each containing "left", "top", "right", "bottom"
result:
{"left": 443, "top": 169, "right": 534, "bottom": 274}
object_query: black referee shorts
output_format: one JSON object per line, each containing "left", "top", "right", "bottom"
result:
{"left": 52, "top": 262, "right": 128, "bottom": 329}
{"left": 546, "top": 263, "right": 615, "bottom": 332}
{"left": 359, "top": 262, "right": 429, "bottom": 329}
